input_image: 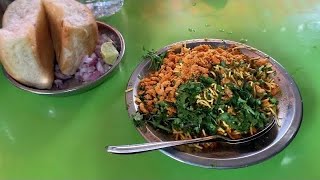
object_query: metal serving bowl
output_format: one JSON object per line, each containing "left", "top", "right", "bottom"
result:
{"left": 2, "top": 21, "right": 125, "bottom": 95}
{"left": 125, "top": 39, "right": 303, "bottom": 168}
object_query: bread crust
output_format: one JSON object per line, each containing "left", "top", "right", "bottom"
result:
{"left": 0, "top": 0, "right": 54, "bottom": 89}
{"left": 43, "top": 0, "right": 98, "bottom": 75}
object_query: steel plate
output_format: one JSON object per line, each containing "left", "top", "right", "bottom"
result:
{"left": 125, "top": 39, "right": 303, "bottom": 168}
{"left": 2, "top": 21, "right": 125, "bottom": 96}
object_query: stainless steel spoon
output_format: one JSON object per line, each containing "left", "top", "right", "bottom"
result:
{"left": 106, "top": 119, "right": 275, "bottom": 154}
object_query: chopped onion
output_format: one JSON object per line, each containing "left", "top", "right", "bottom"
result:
{"left": 88, "top": 71, "right": 102, "bottom": 81}
{"left": 53, "top": 33, "right": 117, "bottom": 88}
{"left": 96, "top": 61, "right": 104, "bottom": 73}
{"left": 82, "top": 72, "right": 91, "bottom": 82}
{"left": 75, "top": 72, "right": 82, "bottom": 80}
{"left": 88, "top": 59, "right": 98, "bottom": 66}
{"left": 90, "top": 53, "right": 97, "bottom": 59}
{"left": 54, "top": 64, "right": 72, "bottom": 80}
{"left": 83, "top": 55, "right": 94, "bottom": 64}
{"left": 54, "top": 79, "right": 63, "bottom": 89}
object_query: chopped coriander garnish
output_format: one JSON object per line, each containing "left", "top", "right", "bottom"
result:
{"left": 142, "top": 49, "right": 167, "bottom": 71}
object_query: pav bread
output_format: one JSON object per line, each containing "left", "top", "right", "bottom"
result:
{"left": 0, "top": 0, "right": 55, "bottom": 89}
{"left": 43, "top": 0, "right": 98, "bottom": 75}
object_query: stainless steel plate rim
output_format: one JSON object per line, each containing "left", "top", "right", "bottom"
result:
{"left": 126, "top": 38, "right": 303, "bottom": 169}
{"left": 2, "top": 21, "right": 125, "bottom": 96}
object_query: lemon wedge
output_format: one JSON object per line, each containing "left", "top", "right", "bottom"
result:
{"left": 101, "top": 42, "right": 119, "bottom": 64}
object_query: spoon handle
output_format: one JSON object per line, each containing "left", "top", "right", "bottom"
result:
{"left": 107, "top": 136, "right": 217, "bottom": 154}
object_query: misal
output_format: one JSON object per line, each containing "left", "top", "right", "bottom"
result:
{"left": 133, "top": 44, "right": 281, "bottom": 149}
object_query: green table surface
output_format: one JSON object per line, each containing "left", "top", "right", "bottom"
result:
{"left": 0, "top": 0, "right": 319, "bottom": 179}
